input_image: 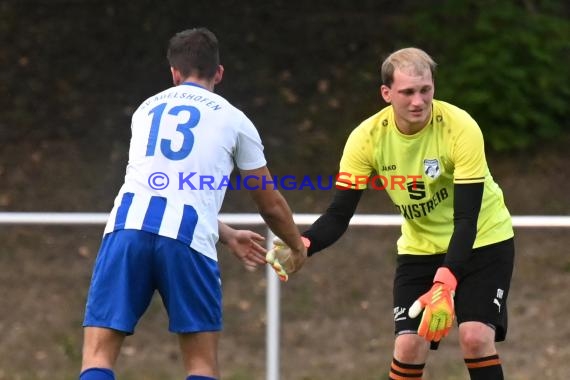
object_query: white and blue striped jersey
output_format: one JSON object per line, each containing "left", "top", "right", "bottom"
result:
{"left": 103, "top": 82, "right": 267, "bottom": 261}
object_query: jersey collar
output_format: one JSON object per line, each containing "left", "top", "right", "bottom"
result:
{"left": 181, "top": 81, "right": 206, "bottom": 89}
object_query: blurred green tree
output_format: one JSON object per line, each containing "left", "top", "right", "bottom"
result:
{"left": 402, "top": 0, "right": 570, "bottom": 151}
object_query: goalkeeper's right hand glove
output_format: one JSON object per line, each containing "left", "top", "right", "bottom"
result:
{"left": 408, "top": 267, "right": 457, "bottom": 342}
{"left": 266, "top": 237, "right": 310, "bottom": 281}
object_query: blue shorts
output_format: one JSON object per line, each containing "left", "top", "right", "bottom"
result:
{"left": 83, "top": 229, "right": 222, "bottom": 334}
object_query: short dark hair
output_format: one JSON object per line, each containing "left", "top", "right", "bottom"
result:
{"left": 167, "top": 27, "right": 220, "bottom": 79}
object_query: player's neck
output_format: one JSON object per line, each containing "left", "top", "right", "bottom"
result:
{"left": 394, "top": 114, "right": 431, "bottom": 135}
{"left": 178, "top": 76, "right": 215, "bottom": 92}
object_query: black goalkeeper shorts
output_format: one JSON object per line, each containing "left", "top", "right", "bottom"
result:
{"left": 392, "top": 238, "right": 515, "bottom": 347}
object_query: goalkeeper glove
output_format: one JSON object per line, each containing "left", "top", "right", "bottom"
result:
{"left": 408, "top": 267, "right": 457, "bottom": 342}
{"left": 266, "top": 237, "right": 310, "bottom": 281}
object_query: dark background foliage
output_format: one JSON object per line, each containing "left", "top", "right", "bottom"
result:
{"left": 2, "top": 0, "right": 567, "bottom": 215}
{"left": 1, "top": 1, "right": 568, "bottom": 159}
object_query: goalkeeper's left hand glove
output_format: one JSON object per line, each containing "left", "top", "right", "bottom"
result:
{"left": 266, "top": 237, "right": 310, "bottom": 281}
{"left": 408, "top": 267, "right": 457, "bottom": 342}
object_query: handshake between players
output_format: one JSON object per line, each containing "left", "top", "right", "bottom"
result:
{"left": 265, "top": 236, "right": 311, "bottom": 281}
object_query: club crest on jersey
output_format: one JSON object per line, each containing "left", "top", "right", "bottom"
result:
{"left": 424, "top": 158, "right": 441, "bottom": 179}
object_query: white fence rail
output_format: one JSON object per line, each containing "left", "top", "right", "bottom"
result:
{"left": 1, "top": 212, "right": 570, "bottom": 380}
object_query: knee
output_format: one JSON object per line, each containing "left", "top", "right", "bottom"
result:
{"left": 460, "top": 330, "right": 487, "bottom": 354}
{"left": 459, "top": 323, "right": 495, "bottom": 357}
{"left": 394, "top": 334, "right": 429, "bottom": 363}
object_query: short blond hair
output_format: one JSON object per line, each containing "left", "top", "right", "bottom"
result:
{"left": 381, "top": 47, "right": 436, "bottom": 87}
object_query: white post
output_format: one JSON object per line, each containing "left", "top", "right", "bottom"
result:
{"left": 265, "top": 228, "right": 280, "bottom": 380}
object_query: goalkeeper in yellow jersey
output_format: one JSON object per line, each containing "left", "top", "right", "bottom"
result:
{"left": 271, "top": 47, "right": 514, "bottom": 380}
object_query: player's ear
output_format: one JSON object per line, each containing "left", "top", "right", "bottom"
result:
{"left": 380, "top": 84, "right": 391, "bottom": 103}
{"left": 171, "top": 67, "right": 183, "bottom": 86}
{"left": 214, "top": 65, "right": 224, "bottom": 85}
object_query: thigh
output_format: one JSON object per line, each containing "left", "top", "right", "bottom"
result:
{"left": 154, "top": 237, "right": 222, "bottom": 333}
{"left": 393, "top": 254, "right": 443, "bottom": 335}
{"left": 83, "top": 229, "right": 156, "bottom": 334}
{"left": 455, "top": 238, "right": 515, "bottom": 341}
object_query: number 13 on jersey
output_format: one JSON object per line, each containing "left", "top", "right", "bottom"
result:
{"left": 145, "top": 103, "right": 201, "bottom": 160}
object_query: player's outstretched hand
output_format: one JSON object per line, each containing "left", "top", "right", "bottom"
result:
{"left": 408, "top": 267, "right": 457, "bottom": 342}
{"left": 226, "top": 230, "right": 267, "bottom": 271}
{"left": 266, "top": 237, "right": 309, "bottom": 281}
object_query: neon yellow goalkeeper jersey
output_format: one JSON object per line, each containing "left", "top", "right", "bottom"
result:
{"left": 338, "top": 99, "right": 513, "bottom": 255}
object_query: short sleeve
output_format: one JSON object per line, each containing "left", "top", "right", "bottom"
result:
{"left": 337, "top": 126, "right": 375, "bottom": 190}
{"left": 452, "top": 117, "right": 487, "bottom": 184}
{"left": 234, "top": 113, "right": 267, "bottom": 170}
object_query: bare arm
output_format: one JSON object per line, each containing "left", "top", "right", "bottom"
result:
{"left": 241, "top": 166, "right": 307, "bottom": 270}
{"left": 218, "top": 221, "right": 267, "bottom": 270}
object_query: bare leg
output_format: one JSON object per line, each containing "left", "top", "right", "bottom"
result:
{"left": 394, "top": 333, "right": 430, "bottom": 363}
{"left": 389, "top": 334, "right": 430, "bottom": 379}
{"left": 81, "top": 327, "right": 126, "bottom": 371}
{"left": 178, "top": 331, "right": 220, "bottom": 378}
{"left": 460, "top": 322, "right": 504, "bottom": 380}
{"left": 459, "top": 321, "right": 497, "bottom": 358}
